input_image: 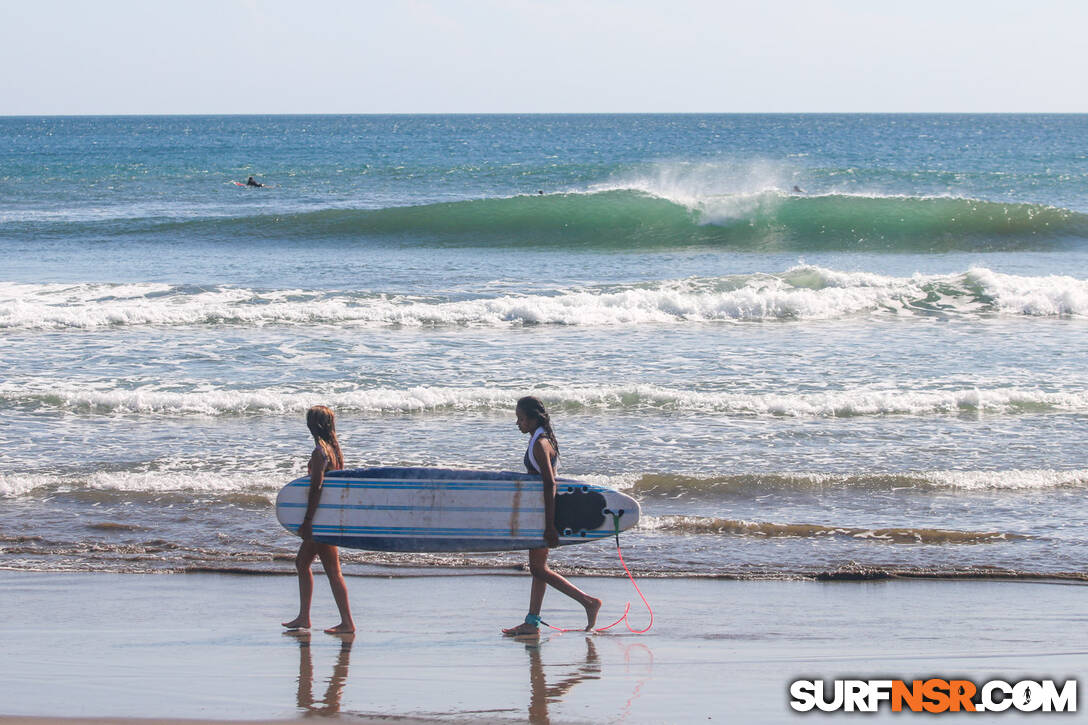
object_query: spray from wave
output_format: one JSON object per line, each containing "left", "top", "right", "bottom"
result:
{"left": 591, "top": 161, "right": 1087, "bottom": 246}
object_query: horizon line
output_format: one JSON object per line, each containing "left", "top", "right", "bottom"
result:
{"left": 3, "top": 110, "right": 1088, "bottom": 119}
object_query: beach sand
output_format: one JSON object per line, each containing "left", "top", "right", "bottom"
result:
{"left": 0, "top": 570, "right": 1084, "bottom": 723}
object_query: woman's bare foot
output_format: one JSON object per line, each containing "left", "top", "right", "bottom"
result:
{"left": 583, "top": 597, "right": 602, "bottom": 631}
{"left": 327, "top": 631, "right": 355, "bottom": 642}
{"left": 283, "top": 629, "right": 311, "bottom": 640}
{"left": 324, "top": 622, "right": 355, "bottom": 635}
{"left": 282, "top": 616, "right": 310, "bottom": 630}
{"left": 502, "top": 622, "right": 540, "bottom": 638}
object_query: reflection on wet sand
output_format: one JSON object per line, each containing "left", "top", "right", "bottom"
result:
{"left": 525, "top": 636, "right": 601, "bottom": 724}
{"left": 283, "top": 628, "right": 652, "bottom": 722}
{"left": 617, "top": 642, "right": 654, "bottom": 722}
{"left": 286, "top": 630, "right": 354, "bottom": 716}
{"left": 518, "top": 636, "right": 656, "bottom": 724}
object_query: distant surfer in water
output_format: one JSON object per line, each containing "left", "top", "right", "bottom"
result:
{"left": 246, "top": 176, "right": 264, "bottom": 187}
{"left": 283, "top": 406, "right": 356, "bottom": 634}
{"left": 502, "top": 396, "right": 602, "bottom": 637}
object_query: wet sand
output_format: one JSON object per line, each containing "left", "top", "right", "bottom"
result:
{"left": 0, "top": 570, "right": 1084, "bottom": 723}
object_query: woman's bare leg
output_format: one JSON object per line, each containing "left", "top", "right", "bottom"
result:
{"left": 503, "top": 548, "right": 602, "bottom": 635}
{"left": 527, "top": 548, "right": 602, "bottom": 630}
{"left": 317, "top": 543, "right": 355, "bottom": 634}
{"left": 283, "top": 540, "right": 319, "bottom": 629}
{"left": 530, "top": 569, "right": 548, "bottom": 615}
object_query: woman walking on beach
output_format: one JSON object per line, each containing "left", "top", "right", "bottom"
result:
{"left": 503, "top": 396, "right": 601, "bottom": 637}
{"left": 282, "top": 405, "right": 356, "bottom": 634}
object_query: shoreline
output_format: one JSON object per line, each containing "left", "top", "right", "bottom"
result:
{"left": 6, "top": 564, "right": 1086, "bottom": 583}
{"left": 3, "top": 570, "right": 1086, "bottom": 723}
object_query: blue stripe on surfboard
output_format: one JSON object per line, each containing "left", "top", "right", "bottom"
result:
{"left": 309, "top": 535, "right": 589, "bottom": 552}
{"left": 278, "top": 502, "right": 547, "bottom": 514}
{"left": 320, "top": 469, "right": 589, "bottom": 484}
{"left": 288, "top": 483, "right": 541, "bottom": 493}
{"left": 301, "top": 480, "right": 605, "bottom": 489}
{"left": 301, "top": 525, "right": 614, "bottom": 538}
{"left": 305, "top": 530, "right": 543, "bottom": 536}
{"left": 287, "top": 479, "right": 609, "bottom": 493}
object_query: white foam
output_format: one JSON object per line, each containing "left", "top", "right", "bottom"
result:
{"left": 633, "top": 469, "right": 1088, "bottom": 492}
{"left": 966, "top": 267, "right": 1088, "bottom": 316}
{"left": 0, "top": 473, "right": 53, "bottom": 498}
{"left": 4, "top": 466, "right": 1083, "bottom": 499}
{"left": 918, "top": 469, "right": 1088, "bottom": 490}
{"left": 1, "top": 266, "right": 1085, "bottom": 331}
{"left": 574, "top": 472, "right": 645, "bottom": 492}
{"left": 4, "top": 380, "right": 1087, "bottom": 418}
{"left": 0, "top": 470, "right": 280, "bottom": 498}
{"left": 82, "top": 470, "right": 278, "bottom": 495}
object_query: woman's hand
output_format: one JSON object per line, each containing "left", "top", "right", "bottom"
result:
{"left": 298, "top": 520, "right": 313, "bottom": 540}
{"left": 544, "top": 525, "right": 560, "bottom": 548}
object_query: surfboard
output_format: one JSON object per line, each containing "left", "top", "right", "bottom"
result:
{"left": 275, "top": 467, "right": 640, "bottom": 552}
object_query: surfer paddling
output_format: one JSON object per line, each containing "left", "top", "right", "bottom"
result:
{"left": 282, "top": 406, "right": 356, "bottom": 634}
{"left": 503, "top": 396, "right": 602, "bottom": 637}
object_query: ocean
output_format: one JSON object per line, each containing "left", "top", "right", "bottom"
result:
{"left": 1, "top": 114, "right": 1086, "bottom": 580}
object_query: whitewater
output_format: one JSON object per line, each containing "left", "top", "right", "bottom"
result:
{"left": 3, "top": 266, "right": 1087, "bottom": 330}
{"left": 1, "top": 113, "right": 1086, "bottom": 579}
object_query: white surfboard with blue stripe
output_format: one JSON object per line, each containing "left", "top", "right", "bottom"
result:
{"left": 275, "top": 467, "right": 640, "bottom": 552}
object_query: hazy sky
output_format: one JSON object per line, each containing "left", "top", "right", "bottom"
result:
{"left": 2, "top": 0, "right": 1086, "bottom": 114}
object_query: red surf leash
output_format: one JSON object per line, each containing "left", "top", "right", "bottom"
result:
{"left": 544, "top": 509, "right": 653, "bottom": 634}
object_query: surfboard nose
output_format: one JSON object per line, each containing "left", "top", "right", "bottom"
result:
{"left": 615, "top": 495, "right": 641, "bottom": 531}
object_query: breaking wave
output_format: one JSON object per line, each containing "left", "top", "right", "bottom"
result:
{"left": 16, "top": 189, "right": 1087, "bottom": 250}
{"left": 2, "top": 380, "right": 1087, "bottom": 418}
{"left": 641, "top": 515, "right": 1028, "bottom": 544}
{"left": 2, "top": 265, "right": 1086, "bottom": 330}
{"left": 0, "top": 470, "right": 280, "bottom": 499}
{"left": 3, "top": 468, "right": 1085, "bottom": 501}
{"left": 628, "top": 470, "right": 1088, "bottom": 496}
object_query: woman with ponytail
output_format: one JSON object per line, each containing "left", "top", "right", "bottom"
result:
{"left": 282, "top": 405, "right": 355, "bottom": 634}
{"left": 503, "top": 396, "right": 601, "bottom": 637}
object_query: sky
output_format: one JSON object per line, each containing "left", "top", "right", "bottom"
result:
{"left": 1, "top": 0, "right": 1086, "bottom": 115}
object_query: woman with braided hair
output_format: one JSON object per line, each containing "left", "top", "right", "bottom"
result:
{"left": 503, "top": 396, "right": 601, "bottom": 637}
{"left": 282, "top": 405, "right": 356, "bottom": 634}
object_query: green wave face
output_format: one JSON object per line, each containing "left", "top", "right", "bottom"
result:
{"left": 43, "top": 190, "right": 1088, "bottom": 251}
{"left": 739, "top": 194, "right": 1087, "bottom": 249}
{"left": 168, "top": 190, "right": 704, "bottom": 247}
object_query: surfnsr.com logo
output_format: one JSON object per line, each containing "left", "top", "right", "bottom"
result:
{"left": 789, "top": 678, "right": 1077, "bottom": 713}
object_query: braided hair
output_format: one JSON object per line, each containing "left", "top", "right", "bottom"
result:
{"left": 306, "top": 405, "right": 344, "bottom": 471}
{"left": 516, "top": 395, "right": 559, "bottom": 458}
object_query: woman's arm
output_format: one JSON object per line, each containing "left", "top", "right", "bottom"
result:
{"left": 298, "top": 447, "right": 327, "bottom": 540}
{"left": 534, "top": 438, "right": 560, "bottom": 548}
